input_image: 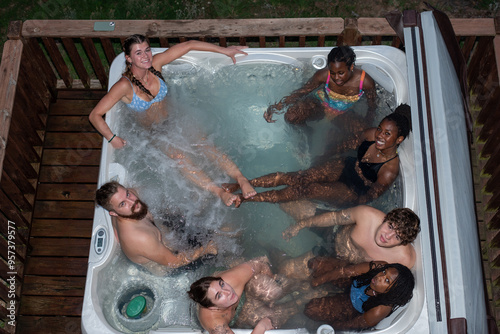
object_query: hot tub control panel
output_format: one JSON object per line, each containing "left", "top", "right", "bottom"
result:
{"left": 94, "top": 227, "right": 107, "bottom": 255}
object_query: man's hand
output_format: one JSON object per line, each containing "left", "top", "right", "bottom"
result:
{"left": 254, "top": 317, "right": 274, "bottom": 332}
{"left": 282, "top": 224, "right": 302, "bottom": 241}
{"left": 204, "top": 240, "right": 218, "bottom": 256}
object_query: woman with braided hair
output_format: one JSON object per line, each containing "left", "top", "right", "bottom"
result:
{"left": 90, "top": 35, "right": 256, "bottom": 206}
{"left": 304, "top": 258, "right": 414, "bottom": 330}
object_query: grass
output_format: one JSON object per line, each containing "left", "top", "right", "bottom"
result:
{"left": 0, "top": 0, "right": 498, "bottom": 54}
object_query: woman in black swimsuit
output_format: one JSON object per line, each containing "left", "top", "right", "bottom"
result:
{"left": 224, "top": 104, "right": 410, "bottom": 208}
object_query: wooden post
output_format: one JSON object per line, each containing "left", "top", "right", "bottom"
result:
{"left": 494, "top": 16, "right": 500, "bottom": 83}
{"left": 342, "top": 18, "right": 361, "bottom": 46}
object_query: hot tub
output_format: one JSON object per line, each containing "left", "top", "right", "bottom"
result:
{"left": 82, "top": 11, "right": 486, "bottom": 334}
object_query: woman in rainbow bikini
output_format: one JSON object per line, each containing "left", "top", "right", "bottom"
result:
{"left": 264, "top": 45, "right": 377, "bottom": 126}
{"left": 89, "top": 35, "right": 256, "bottom": 207}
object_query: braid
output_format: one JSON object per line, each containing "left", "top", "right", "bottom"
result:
{"left": 149, "top": 66, "right": 165, "bottom": 82}
{"left": 122, "top": 65, "right": 165, "bottom": 98}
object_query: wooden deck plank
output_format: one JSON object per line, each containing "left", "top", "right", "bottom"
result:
{"left": 21, "top": 276, "right": 86, "bottom": 297}
{"left": 28, "top": 238, "right": 91, "bottom": 257}
{"left": 35, "top": 183, "right": 97, "bottom": 201}
{"left": 48, "top": 99, "right": 99, "bottom": 115}
{"left": 41, "top": 149, "right": 101, "bottom": 166}
{"left": 17, "top": 316, "right": 82, "bottom": 334}
{"left": 30, "top": 219, "right": 93, "bottom": 238}
{"left": 44, "top": 132, "right": 102, "bottom": 149}
{"left": 33, "top": 201, "right": 95, "bottom": 219}
{"left": 46, "top": 115, "right": 95, "bottom": 132}
{"left": 19, "top": 296, "right": 83, "bottom": 316}
{"left": 56, "top": 89, "right": 106, "bottom": 100}
{"left": 38, "top": 166, "right": 99, "bottom": 183}
{"left": 24, "top": 257, "right": 88, "bottom": 276}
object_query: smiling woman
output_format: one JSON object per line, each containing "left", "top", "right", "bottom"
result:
{"left": 224, "top": 104, "right": 411, "bottom": 210}
{"left": 88, "top": 34, "right": 259, "bottom": 207}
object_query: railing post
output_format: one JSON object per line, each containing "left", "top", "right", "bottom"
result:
{"left": 342, "top": 18, "right": 361, "bottom": 46}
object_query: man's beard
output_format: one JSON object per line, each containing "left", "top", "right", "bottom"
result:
{"left": 116, "top": 200, "right": 149, "bottom": 220}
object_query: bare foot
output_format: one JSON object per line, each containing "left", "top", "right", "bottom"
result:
{"left": 220, "top": 191, "right": 239, "bottom": 207}
{"left": 222, "top": 182, "right": 241, "bottom": 193}
{"left": 238, "top": 178, "right": 256, "bottom": 199}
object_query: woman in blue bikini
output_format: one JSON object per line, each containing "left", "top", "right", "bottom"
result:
{"left": 264, "top": 45, "right": 377, "bottom": 126}
{"left": 304, "top": 258, "right": 414, "bottom": 330}
{"left": 89, "top": 35, "right": 256, "bottom": 206}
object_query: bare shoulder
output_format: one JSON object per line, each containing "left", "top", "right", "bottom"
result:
{"left": 353, "top": 205, "right": 384, "bottom": 219}
{"left": 210, "top": 323, "right": 233, "bottom": 334}
{"left": 199, "top": 308, "right": 234, "bottom": 334}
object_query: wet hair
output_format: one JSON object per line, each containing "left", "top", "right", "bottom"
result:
{"left": 383, "top": 104, "right": 411, "bottom": 139}
{"left": 95, "top": 181, "right": 122, "bottom": 211}
{"left": 353, "top": 262, "right": 414, "bottom": 313}
{"left": 122, "top": 34, "right": 165, "bottom": 97}
{"left": 187, "top": 276, "right": 221, "bottom": 308}
{"left": 384, "top": 208, "right": 421, "bottom": 245}
{"left": 327, "top": 46, "right": 356, "bottom": 67}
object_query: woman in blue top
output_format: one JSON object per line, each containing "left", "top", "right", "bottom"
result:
{"left": 304, "top": 258, "right": 414, "bottom": 330}
{"left": 89, "top": 35, "right": 257, "bottom": 206}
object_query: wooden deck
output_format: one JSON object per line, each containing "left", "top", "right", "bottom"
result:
{"left": 16, "top": 89, "right": 105, "bottom": 334}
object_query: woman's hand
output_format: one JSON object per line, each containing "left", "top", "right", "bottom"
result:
{"left": 110, "top": 135, "right": 127, "bottom": 149}
{"left": 224, "top": 45, "right": 249, "bottom": 63}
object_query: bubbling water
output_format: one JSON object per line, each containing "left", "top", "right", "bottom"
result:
{"left": 102, "top": 58, "right": 401, "bottom": 332}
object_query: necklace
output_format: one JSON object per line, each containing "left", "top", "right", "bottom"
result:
{"left": 133, "top": 70, "right": 149, "bottom": 85}
{"left": 377, "top": 149, "right": 397, "bottom": 160}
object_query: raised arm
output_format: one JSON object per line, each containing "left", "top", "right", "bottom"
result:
{"left": 153, "top": 40, "right": 248, "bottom": 68}
{"left": 282, "top": 207, "right": 354, "bottom": 241}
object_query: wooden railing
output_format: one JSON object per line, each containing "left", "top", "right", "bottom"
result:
{"left": 0, "top": 15, "right": 499, "bottom": 333}
{"left": 0, "top": 37, "right": 53, "bottom": 333}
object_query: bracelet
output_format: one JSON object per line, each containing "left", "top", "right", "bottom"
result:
{"left": 108, "top": 134, "right": 116, "bottom": 143}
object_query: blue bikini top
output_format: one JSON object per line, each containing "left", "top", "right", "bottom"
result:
{"left": 350, "top": 280, "right": 370, "bottom": 313}
{"left": 124, "top": 76, "right": 168, "bottom": 112}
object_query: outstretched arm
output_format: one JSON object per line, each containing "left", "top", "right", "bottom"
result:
{"left": 143, "top": 238, "right": 217, "bottom": 269}
{"left": 282, "top": 207, "right": 354, "bottom": 240}
{"left": 311, "top": 261, "right": 386, "bottom": 287}
{"left": 264, "top": 68, "right": 327, "bottom": 123}
{"left": 153, "top": 40, "right": 248, "bottom": 68}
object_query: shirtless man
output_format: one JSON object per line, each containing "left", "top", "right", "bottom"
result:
{"left": 95, "top": 181, "right": 217, "bottom": 274}
{"left": 282, "top": 205, "right": 420, "bottom": 269}
{"left": 188, "top": 257, "right": 321, "bottom": 334}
